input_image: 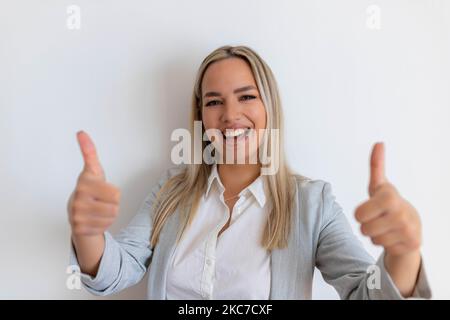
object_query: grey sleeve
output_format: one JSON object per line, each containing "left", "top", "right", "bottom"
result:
{"left": 68, "top": 166, "right": 181, "bottom": 296}
{"left": 315, "top": 182, "right": 432, "bottom": 300}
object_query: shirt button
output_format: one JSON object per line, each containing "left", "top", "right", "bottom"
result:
{"left": 206, "top": 259, "right": 212, "bottom": 266}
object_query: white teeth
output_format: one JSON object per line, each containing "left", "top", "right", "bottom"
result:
{"left": 224, "top": 128, "right": 247, "bottom": 138}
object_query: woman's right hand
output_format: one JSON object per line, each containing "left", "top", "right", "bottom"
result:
{"left": 68, "top": 131, "right": 121, "bottom": 237}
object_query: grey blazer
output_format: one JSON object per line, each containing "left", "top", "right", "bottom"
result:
{"left": 69, "top": 166, "right": 432, "bottom": 299}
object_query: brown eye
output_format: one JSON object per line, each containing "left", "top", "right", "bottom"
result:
{"left": 240, "top": 95, "right": 256, "bottom": 101}
{"left": 205, "top": 100, "right": 222, "bottom": 107}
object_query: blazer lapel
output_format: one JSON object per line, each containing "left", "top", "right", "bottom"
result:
{"left": 270, "top": 245, "right": 298, "bottom": 299}
{"left": 270, "top": 184, "right": 301, "bottom": 300}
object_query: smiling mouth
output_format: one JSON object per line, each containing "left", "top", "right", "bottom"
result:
{"left": 222, "top": 128, "right": 251, "bottom": 140}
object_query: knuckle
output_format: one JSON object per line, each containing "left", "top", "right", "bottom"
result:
{"left": 79, "top": 171, "right": 96, "bottom": 182}
{"left": 403, "top": 225, "right": 414, "bottom": 239}
{"left": 74, "top": 186, "right": 89, "bottom": 199}
{"left": 91, "top": 219, "right": 102, "bottom": 228}
{"left": 374, "top": 238, "right": 383, "bottom": 245}
{"left": 68, "top": 214, "right": 74, "bottom": 226}
{"left": 384, "top": 183, "right": 397, "bottom": 194}
{"left": 355, "top": 207, "right": 363, "bottom": 222}
{"left": 71, "top": 201, "right": 86, "bottom": 215}
{"left": 404, "top": 224, "right": 419, "bottom": 243}
{"left": 71, "top": 214, "right": 84, "bottom": 226}
{"left": 111, "top": 204, "right": 120, "bottom": 216}
{"left": 385, "top": 192, "right": 399, "bottom": 209}
{"left": 77, "top": 174, "right": 92, "bottom": 186}
{"left": 360, "top": 224, "right": 368, "bottom": 235}
{"left": 109, "top": 186, "right": 121, "bottom": 203}
{"left": 73, "top": 189, "right": 83, "bottom": 199}
{"left": 397, "top": 211, "right": 409, "bottom": 226}
{"left": 410, "top": 238, "right": 421, "bottom": 250}
{"left": 72, "top": 225, "right": 85, "bottom": 235}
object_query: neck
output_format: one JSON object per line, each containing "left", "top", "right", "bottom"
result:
{"left": 217, "top": 163, "right": 261, "bottom": 195}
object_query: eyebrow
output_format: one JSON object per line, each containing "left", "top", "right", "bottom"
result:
{"left": 203, "top": 85, "right": 257, "bottom": 98}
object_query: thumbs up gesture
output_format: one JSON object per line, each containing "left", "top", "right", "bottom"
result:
{"left": 67, "top": 131, "right": 121, "bottom": 236}
{"left": 355, "top": 142, "right": 422, "bottom": 257}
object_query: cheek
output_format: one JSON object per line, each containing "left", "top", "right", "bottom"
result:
{"left": 249, "top": 103, "right": 267, "bottom": 129}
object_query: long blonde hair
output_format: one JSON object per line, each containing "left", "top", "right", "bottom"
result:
{"left": 150, "top": 45, "right": 298, "bottom": 250}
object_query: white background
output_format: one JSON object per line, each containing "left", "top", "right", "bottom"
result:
{"left": 1, "top": 0, "right": 449, "bottom": 299}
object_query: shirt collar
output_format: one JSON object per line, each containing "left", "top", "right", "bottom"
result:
{"left": 205, "top": 164, "right": 223, "bottom": 196}
{"left": 205, "top": 164, "right": 267, "bottom": 208}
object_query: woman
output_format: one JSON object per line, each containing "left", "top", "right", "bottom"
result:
{"left": 68, "top": 45, "right": 431, "bottom": 299}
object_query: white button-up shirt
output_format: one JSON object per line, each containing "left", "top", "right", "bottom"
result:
{"left": 166, "top": 164, "right": 271, "bottom": 299}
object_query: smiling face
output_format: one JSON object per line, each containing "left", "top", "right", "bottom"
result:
{"left": 201, "top": 57, "right": 267, "bottom": 164}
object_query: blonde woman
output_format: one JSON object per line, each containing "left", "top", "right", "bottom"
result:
{"left": 68, "top": 45, "right": 431, "bottom": 299}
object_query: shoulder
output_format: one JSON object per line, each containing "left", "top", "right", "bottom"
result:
{"left": 290, "top": 174, "right": 339, "bottom": 223}
{"left": 291, "top": 174, "right": 332, "bottom": 203}
{"left": 164, "top": 164, "right": 188, "bottom": 180}
{"left": 150, "top": 164, "right": 188, "bottom": 194}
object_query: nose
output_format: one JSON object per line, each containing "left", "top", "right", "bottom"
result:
{"left": 220, "top": 100, "right": 241, "bottom": 123}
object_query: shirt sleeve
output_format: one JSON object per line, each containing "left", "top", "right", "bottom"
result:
{"left": 67, "top": 166, "right": 182, "bottom": 296}
{"left": 315, "top": 182, "right": 432, "bottom": 300}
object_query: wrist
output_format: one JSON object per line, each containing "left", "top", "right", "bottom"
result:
{"left": 384, "top": 249, "right": 421, "bottom": 297}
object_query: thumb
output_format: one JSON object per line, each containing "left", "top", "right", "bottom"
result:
{"left": 369, "top": 141, "right": 386, "bottom": 197}
{"left": 76, "top": 130, "right": 105, "bottom": 179}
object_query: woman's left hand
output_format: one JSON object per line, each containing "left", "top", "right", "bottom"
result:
{"left": 355, "top": 142, "right": 422, "bottom": 296}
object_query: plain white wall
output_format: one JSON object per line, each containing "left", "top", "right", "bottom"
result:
{"left": 1, "top": 0, "right": 449, "bottom": 299}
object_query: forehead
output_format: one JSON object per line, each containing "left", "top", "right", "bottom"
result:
{"left": 201, "top": 57, "right": 257, "bottom": 93}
